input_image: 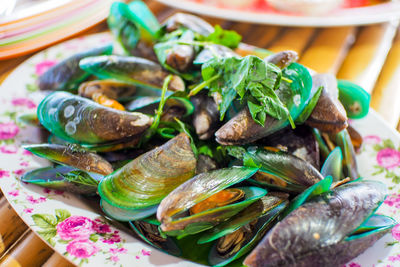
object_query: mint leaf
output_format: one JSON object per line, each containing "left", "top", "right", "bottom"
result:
{"left": 206, "top": 25, "right": 241, "bottom": 49}
{"left": 32, "top": 214, "right": 57, "bottom": 229}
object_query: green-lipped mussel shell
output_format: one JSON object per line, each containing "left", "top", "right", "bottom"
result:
{"left": 260, "top": 125, "right": 320, "bottom": 169}
{"left": 311, "top": 128, "right": 330, "bottom": 160}
{"left": 337, "top": 79, "right": 370, "bottom": 119}
{"left": 98, "top": 133, "right": 196, "bottom": 210}
{"left": 78, "top": 80, "right": 136, "bottom": 101}
{"left": 157, "top": 167, "right": 260, "bottom": 234}
{"left": 163, "top": 12, "right": 214, "bottom": 36}
{"left": 38, "top": 44, "right": 112, "bottom": 91}
{"left": 79, "top": 55, "right": 185, "bottom": 92}
{"left": 349, "top": 214, "right": 397, "bottom": 239}
{"left": 21, "top": 165, "right": 101, "bottom": 195}
{"left": 108, "top": 2, "right": 140, "bottom": 55}
{"left": 247, "top": 149, "right": 323, "bottom": 193}
{"left": 199, "top": 192, "right": 289, "bottom": 244}
{"left": 38, "top": 91, "right": 152, "bottom": 145}
{"left": 126, "top": 0, "right": 160, "bottom": 42}
{"left": 244, "top": 180, "right": 388, "bottom": 267}
{"left": 191, "top": 93, "right": 220, "bottom": 140}
{"left": 215, "top": 63, "right": 312, "bottom": 145}
{"left": 208, "top": 197, "right": 288, "bottom": 267}
{"left": 321, "top": 147, "right": 343, "bottom": 182}
{"left": 160, "top": 186, "right": 266, "bottom": 237}
{"left": 23, "top": 144, "right": 113, "bottom": 175}
{"left": 100, "top": 199, "right": 158, "bottom": 221}
{"left": 125, "top": 96, "right": 194, "bottom": 118}
{"left": 129, "top": 220, "right": 181, "bottom": 256}
{"left": 280, "top": 176, "right": 332, "bottom": 218}
{"left": 306, "top": 74, "right": 348, "bottom": 134}
{"left": 335, "top": 129, "right": 359, "bottom": 180}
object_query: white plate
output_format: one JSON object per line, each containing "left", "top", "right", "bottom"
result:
{"left": 0, "top": 33, "right": 400, "bottom": 266}
{"left": 157, "top": 0, "right": 400, "bottom": 26}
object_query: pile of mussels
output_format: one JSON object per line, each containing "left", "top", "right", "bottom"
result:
{"left": 20, "top": 1, "right": 396, "bottom": 267}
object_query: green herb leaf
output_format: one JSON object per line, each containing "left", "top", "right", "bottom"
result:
{"left": 201, "top": 55, "right": 292, "bottom": 125}
{"left": 60, "top": 171, "right": 99, "bottom": 187}
{"left": 226, "top": 146, "right": 247, "bottom": 160}
{"left": 175, "top": 118, "right": 198, "bottom": 158}
{"left": 295, "top": 85, "right": 323, "bottom": 124}
{"left": 206, "top": 25, "right": 241, "bottom": 49}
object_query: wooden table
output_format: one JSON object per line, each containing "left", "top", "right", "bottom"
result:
{"left": 1, "top": 1, "right": 400, "bottom": 266}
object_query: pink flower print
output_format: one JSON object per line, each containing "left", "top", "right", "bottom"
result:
{"left": 135, "top": 256, "right": 140, "bottom": 259}
{"left": 20, "top": 161, "right": 29, "bottom": 167}
{"left": 377, "top": 148, "right": 400, "bottom": 169}
{"left": 26, "top": 195, "right": 47, "bottom": 204}
{"left": 8, "top": 190, "right": 19, "bottom": 197}
{"left": 56, "top": 216, "right": 94, "bottom": 240}
{"left": 66, "top": 240, "right": 99, "bottom": 259}
{"left": 388, "top": 254, "right": 400, "bottom": 262}
{"left": 141, "top": 249, "right": 151, "bottom": 256}
{"left": 110, "top": 247, "right": 127, "bottom": 254}
{"left": 392, "top": 225, "right": 400, "bottom": 241}
{"left": 0, "top": 145, "right": 18, "bottom": 154}
{"left": 54, "top": 190, "right": 64, "bottom": 195}
{"left": 22, "top": 150, "right": 32, "bottom": 156}
{"left": 110, "top": 255, "right": 120, "bottom": 262}
{"left": 0, "top": 122, "right": 19, "bottom": 140}
{"left": 11, "top": 98, "right": 36, "bottom": 109}
{"left": 43, "top": 188, "right": 51, "bottom": 194}
{"left": 35, "top": 60, "right": 57, "bottom": 76}
{"left": 364, "top": 135, "right": 382, "bottom": 144}
{"left": 0, "top": 170, "right": 10, "bottom": 178}
{"left": 23, "top": 208, "right": 33, "bottom": 213}
{"left": 348, "top": 263, "right": 361, "bottom": 267}
{"left": 384, "top": 194, "right": 400, "bottom": 208}
{"left": 14, "top": 169, "right": 25, "bottom": 176}
{"left": 93, "top": 221, "right": 111, "bottom": 234}
{"left": 102, "top": 233, "right": 121, "bottom": 244}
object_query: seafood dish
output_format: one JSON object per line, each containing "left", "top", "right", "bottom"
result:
{"left": 20, "top": 1, "right": 395, "bottom": 266}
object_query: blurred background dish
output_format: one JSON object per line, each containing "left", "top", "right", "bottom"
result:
{"left": 0, "top": 0, "right": 113, "bottom": 60}
{"left": 157, "top": 0, "right": 400, "bottom": 26}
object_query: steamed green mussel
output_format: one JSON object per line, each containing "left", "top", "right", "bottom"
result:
{"left": 21, "top": 2, "right": 394, "bottom": 267}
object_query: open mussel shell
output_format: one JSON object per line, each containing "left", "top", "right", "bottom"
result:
{"left": 259, "top": 125, "right": 320, "bottom": 169}
{"left": 311, "top": 128, "right": 331, "bottom": 160}
{"left": 215, "top": 63, "right": 312, "bottom": 145}
{"left": 79, "top": 55, "right": 185, "bottom": 92}
{"left": 38, "top": 91, "right": 152, "bottom": 145}
{"left": 163, "top": 12, "right": 214, "bottom": 36}
{"left": 78, "top": 80, "right": 136, "bottom": 101}
{"left": 321, "top": 147, "right": 343, "bottom": 182}
{"left": 157, "top": 167, "right": 261, "bottom": 236}
{"left": 349, "top": 214, "right": 397, "bottom": 238}
{"left": 347, "top": 124, "right": 363, "bottom": 152}
{"left": 207, "top": 194, "right": 289, "bottom": 267}
{"left": 126, "top": 96, "right": 194, "bottom": 118}
{"left": 306, "top": 73, "right": 348, "bottom": 134}
{"left": 98, "top": 133, "right": 196, "bottom": 213}
{"left": 24, "top": 144, "right": 113, "bottom": 175}
{"left": 337, "top": 79, "right": 370, "bottom": 119}
{"left": 100, "top": 200, "right": 158, "bottom": 221}
{"left": 21, "top": 165, "right": 102, "bottom": 195}
{"left": 247, "top": 149, "right": 323, "bottom": 193}
{"left": 244, "top": 180, "right": 388, "bottom": 267}
{"left": 191, "top": 93, "right": 220, "bottom": 140}
{"left": 38, "top": 44, "right": 112, "bottom": 91}
{"left": 129, "top": 218, "right": 181, "bottom": 257}
{"left": 335, "top": 129, "right": 359, "bottom": 180}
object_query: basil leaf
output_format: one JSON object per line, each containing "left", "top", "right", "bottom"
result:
{"left": 206, "top": 25, "right": 241, "bottom": 49}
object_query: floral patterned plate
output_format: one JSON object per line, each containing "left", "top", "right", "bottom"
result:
{"left": 0, "top": 32, "right": 400, "bottom": 267}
